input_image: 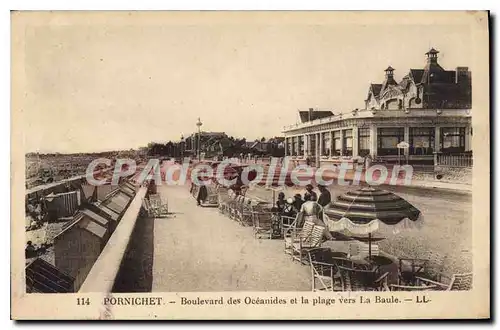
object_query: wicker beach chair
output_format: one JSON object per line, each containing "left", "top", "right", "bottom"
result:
{"left": 398, "top": 251, "right": 448, "bottom": 285}
{"left": 142, "top": 198, "right": 164, "bottom": 218}
{"left": 280, "top": 215, "right": 296, "bottom": 238}
{"left": 141, "top": 198, "right": 156, "bottom": 217}
{"left": 336, "top": 265, "right": 389, "bottom": 292}
{"left": 237, "top": 199, "right": 254, "bottom": 226}
{"left": 204, "top": 184, "right": 219, "bottom": 206}
{"left": 217, "top": 191, "right": 226, "bottom": 214}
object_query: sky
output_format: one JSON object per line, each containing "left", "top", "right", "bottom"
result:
{"left": 18, "top": 12, "right": 475, "bottom": 153}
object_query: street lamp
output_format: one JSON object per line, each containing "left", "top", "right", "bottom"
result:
{"left": 196, "top": 117, "right": 203, "bottom": 161}
{"left": 180, "top": 134, "right": 185, "bottom": 161}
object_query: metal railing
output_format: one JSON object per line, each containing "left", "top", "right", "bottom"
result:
{"left": 436, "top": 153, "right": 473, "bottom": 168}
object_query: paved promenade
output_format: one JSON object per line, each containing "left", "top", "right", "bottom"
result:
{"left": 151, "top": 185, "right": 310, "bottom": 292}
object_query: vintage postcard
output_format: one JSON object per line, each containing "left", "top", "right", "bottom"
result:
{"left": 11, "top": 11, "right": 490, "bottom": 320}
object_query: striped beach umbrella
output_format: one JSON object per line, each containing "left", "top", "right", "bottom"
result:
{"left": 323, "top": 186, "right": 423, "bottom": 258}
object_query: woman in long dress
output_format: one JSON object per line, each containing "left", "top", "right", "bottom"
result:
{"left": 296, "top": 200, "right": 333, "bottom": 240}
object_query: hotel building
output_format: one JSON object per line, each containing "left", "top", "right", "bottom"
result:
{"left": 282, "top": 48, "right": 472, "bottom": 167}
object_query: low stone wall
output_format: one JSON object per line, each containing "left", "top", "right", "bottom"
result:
{"left": 412, "top": 166, "right": 472, "bottom": 185}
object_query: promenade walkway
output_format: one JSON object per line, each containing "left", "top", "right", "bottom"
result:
{"left": 151, "top": 185, "right": 310, "bottom": 292}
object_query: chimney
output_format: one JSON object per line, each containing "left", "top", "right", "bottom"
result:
{"left": 456, "top": 67, "right": 470, "bottom": 84}
{"left": 384, "top": 66, "right": 395, "bottom": 78}
{"left": 308, "top": 108, "right": 314, "bottom": 121}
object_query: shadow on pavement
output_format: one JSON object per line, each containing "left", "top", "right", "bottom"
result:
{"left": 112, "top": 216, "right": 155, "bottom": 292}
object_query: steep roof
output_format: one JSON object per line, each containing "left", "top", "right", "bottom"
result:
{"left": 80, "top": 208, "right": 109, "bottom": 227}
{"left": 100, "top": 190, "right": 131, "bottom": 215}
{"left": 409, "top": 69, "right": 424, "bottom": 83}
{"left": 381, "top": 76, "right": 398, "bottom": 92}
{"left": 298, "top": 110, "right": 334, "bottom": 123}
{"left": 78, "top": 216, "right": 107, "bottom": 239}
{"left": 26, "top": 258, "right": 74, "bottom": 293}
{"left": 55, "top": 209, "right": 108, "bottom": 240}
{"left": 370, "top": 84, "right": 382, "bottom": 97}
{"left": 421, "top": 68, "right": 456, "bottom": 84}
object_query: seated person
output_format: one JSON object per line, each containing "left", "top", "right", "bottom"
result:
{"left": 25, "top": 241, "right": 37, "bottom": 259}
{"left": 317, "top": 184, "right": 332, "bottom": 207}
{"left": 304, "top": 184, "right": 318, "bottom": 202}
{"left": 293, "top": 193, "right": 304, "bottom": 211}
{"left": 275, "top": 192, "right": 286, "bottom": 212}
{"left": 282, "top": 198, "right": 297, "bottom": 217}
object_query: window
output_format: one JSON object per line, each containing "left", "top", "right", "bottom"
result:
{"left": 322, "top": 132, "right": 331, "bottom": 156}
{"left": 409, "top": 128, "right": 435, "bottom": 155}
{"left": 343, "top": 129, "right": 353, "bottom": 156}
{"left": 298, "top": 136, "right": 304, "bottom": 155}
{"left": 309, "top": 134, "right": 316, "bottom": 157}
{"left": 358, "top": 128, "right": 371, "bottom": 156}
{"left": 333, "top": 131, "right": 341, "bottom": 156}
{"left": 441, "top": 127, "right": 465, "bottom": 153}
{"left": 292, "top": 137, "right": 298, "bottom": 156}
{"left": 286, "top": 138, "right": 293, "bottom": 156}
{"left": 377, "top": 127, "right": 404, "bottom": 156}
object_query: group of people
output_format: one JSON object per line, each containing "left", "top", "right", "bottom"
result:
{"left": 274, "top": 184, "right": 332, "bottom": 216}
{"left": 273, "top": 184, "right": 333, "bottom": 240}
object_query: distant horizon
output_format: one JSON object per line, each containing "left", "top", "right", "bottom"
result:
{"left": 25, "top": 132, "right": 287, "bottom": 154}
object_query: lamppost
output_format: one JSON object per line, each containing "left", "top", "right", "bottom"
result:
{"left": 196, "top": 117, "right": 203, "bottom": 161}
{"left": 180, "top": 134, "right": 185, "bottom": 161}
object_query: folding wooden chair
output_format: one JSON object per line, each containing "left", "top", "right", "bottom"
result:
{"left": 252, "top": 209, "right": 275, "bottom": 239}
{"left": 415, "top": 273, "right": 472, "bottom": 291}
{"left": 308, "top": 248, "right": 342, "bottom": 292}
{"left": 149, "top": 194, "right": 169, "bottom": 217}
{"left": 284, "top": 220, "right": 314, "bottom": 255}
{"left": 292, "top": 225, "right": 325, "bottom": 264}
{"left": 142, "top": 198, "right": 160, "bottom": 218}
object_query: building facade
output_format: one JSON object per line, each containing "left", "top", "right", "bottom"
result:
{"left": 283, "top": 48, "right": 472, "bottom": 166}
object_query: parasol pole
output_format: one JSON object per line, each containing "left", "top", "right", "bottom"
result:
{"left": 368, "top": 233, "right": 372, "bottom": 259}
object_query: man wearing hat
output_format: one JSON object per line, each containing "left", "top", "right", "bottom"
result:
{"left": 317, "top": 184, "right": 332, "bottom": 208}
{"left": 304, "top": 184, "right": 318, "bottom": 202}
